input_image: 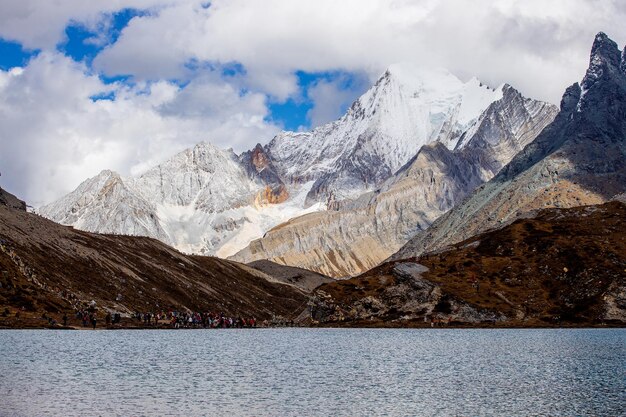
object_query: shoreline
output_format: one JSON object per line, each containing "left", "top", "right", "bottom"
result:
{"left": 2, "top": 323, "right": 624, "bottom": 330}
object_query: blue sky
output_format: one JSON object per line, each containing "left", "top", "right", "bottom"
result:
{"left": 0, "top": 40, "right": 38, "bottom": 70}
{"left": 268, "top": 70, "right": 368, "bottom": 130}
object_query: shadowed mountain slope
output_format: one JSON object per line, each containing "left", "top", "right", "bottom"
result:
{"left": 393, "top": 32, "right": 626, "bottom": 261}
{"left": 0, "top": 202, "right": 307, "bottom": 328}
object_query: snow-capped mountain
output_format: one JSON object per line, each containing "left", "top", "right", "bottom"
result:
{"left": 40, "top": 169, "right": 169, "bottom": 241}
{"left": 129, "top": 142, "right": 260, "bottom": 212}
{"left": 40, "top": 141, "right": 325, "bottom": 257}
{"left": 41, "top": 64, "right": 556, "bottom": 262}
{"left": 265, "top": 64, "right": 505, "bottom": 205}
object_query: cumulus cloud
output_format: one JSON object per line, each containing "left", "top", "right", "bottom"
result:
{"left": 0, "top": 0, "right": 174, "bottom": 50}
{"left": 0, "top": 53, "right": 278, "bottom": 206}
{"left": 91, "top": 0, "right": 626, "bottom": 102}
{"left": 0, "top": 0, "right": 625, "bottom": 205}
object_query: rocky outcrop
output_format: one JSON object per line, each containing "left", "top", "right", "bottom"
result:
{"left": 232, "top": 85, "right": 557, "bottom": 277}
{"left": 393, "top": 32, "right": 626, "bottom": 261}
{"left": 306, "top": 201, "right": 626, "bottom": 326}
{"left": 255, "top": 185, "right": 290, "bottom": 205}
{"left": 309, "top": 262, "right": 503, "bottom": 325}
{"left": 0, "top": 187, "right": 26, "bottom": 211}
{"left": 240, "top": 144, "right": 289, "bottom": 203}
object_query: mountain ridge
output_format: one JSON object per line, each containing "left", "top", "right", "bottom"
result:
{"left": 40, "top": 64, "right": 556, "bottom": 264}
{"left": 392, "top": 32, "right": 626, "bottom": 261}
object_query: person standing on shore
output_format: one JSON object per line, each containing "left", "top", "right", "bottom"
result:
{"left": 91, "top": 315, "right": 97, "bottom": 329}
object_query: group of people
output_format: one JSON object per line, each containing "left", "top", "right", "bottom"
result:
{"left": 56, "top": 308, "right": 288, "bottom": 329}
{"left": 130, "top": 310, "right": 259, "bottom": 329}
{"left": 75, "top": 309, "right": 98, "bottom": 329}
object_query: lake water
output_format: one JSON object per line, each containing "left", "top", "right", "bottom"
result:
{"left": 0, "top": 329, "right": 624, "bottom": 416}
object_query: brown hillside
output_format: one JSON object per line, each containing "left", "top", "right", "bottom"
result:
{"left": 309, "top": 202, "right": 626, "bottom": 327}
{"left": 0, "top": 204, "right": 307, "bottom": 328}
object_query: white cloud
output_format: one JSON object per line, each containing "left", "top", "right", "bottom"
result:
{"left": 90, "top": 0, "right": 626, "bottom": 103}
{"left": 0, "top": 53, "right": 278, "bottom": 206}
{"left": 1, "top": 0, "right": 625, "bottom": 205}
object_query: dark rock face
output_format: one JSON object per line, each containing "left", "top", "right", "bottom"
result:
{"left": 309, "top": 202, "right": 626, "bottom": 327}
{"left": 239, "top": 144, "right": 283, "bottom": 186}
{"left": 582, "top": 32, "right": 623, "bottom": 93}
{"left": 394, "top": 32, "right": 626, "bottom": 261}
{"left": 0, "top": 187, "right": 26, "bottom": 211}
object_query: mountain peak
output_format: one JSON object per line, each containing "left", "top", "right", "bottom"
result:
{"left": 382, "top": 63, "right": 459, "bottom": 91}
{"left": 96, "top": 169, "right": 120, "bottom": 179}
{"left": 583, "top": 32, "right": 622, "bottom": 90}
{"left": 85, "top": 170, "right": 124, "bottom": 188}
{"left": 192, "top": 140, "right": 221, "bottom": 153}
{"left": 391, "top": 31, "right": 626, "bottom": 262}
{"left": 590, "top": 32, "right": 620, "bottom": 63}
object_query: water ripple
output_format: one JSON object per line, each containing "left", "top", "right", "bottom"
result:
{"left": 0, "top": 329, "right": 624, "bottom": 416}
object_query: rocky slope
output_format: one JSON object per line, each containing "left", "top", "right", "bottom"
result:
{"left": 0, "top": 187, "right": 26, "bottom": 211}
{"left": 232, "top": 85, "right": 557, "bottom": 277}
{"left": 393, "top": 32, "right": 626, "bottom": 261}
{"left": 39, "top": 169, "right": 169, "bottom": 242}
{"left": 0, "top": 198, "right": 308, "bottom": 328}
{"left": 306, "top": 201, "right": 626, "bottom": 327}
{"left": 239, "top": 144, "right": 288, "bottom": 204}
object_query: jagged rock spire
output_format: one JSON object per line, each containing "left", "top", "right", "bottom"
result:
{"left": 590, "top": 32, "right": 620, "bottom": 63}
{"left": 582, "top": 32, "right": 622, "bottom": 91}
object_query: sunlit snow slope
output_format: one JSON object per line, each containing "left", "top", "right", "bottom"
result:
{"left": 266, "top": 64, "right": 504, "bottom": 205}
